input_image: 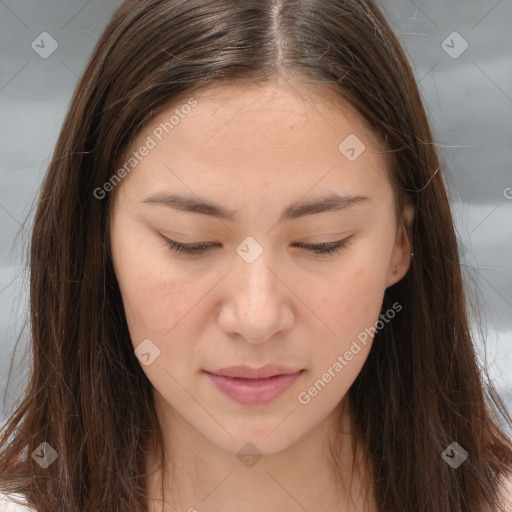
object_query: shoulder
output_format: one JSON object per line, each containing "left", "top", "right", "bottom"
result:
{"left": 0, "top": 492, "right": 36, "bottom": 512}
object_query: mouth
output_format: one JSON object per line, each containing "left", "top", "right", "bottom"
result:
{"left": 203, "top": 365, "right": 305, "bottom": 406}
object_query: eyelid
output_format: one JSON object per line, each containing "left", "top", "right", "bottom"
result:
{"left": 162, "top": 235, "right": 353, "bottom": 257}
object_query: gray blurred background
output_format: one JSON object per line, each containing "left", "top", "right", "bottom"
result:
{"left": 0, "top": 0, "right": 511, "bottom": 424}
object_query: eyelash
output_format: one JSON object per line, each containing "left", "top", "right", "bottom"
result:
{"left": 164, "top": 237, "right": 351, "bottom": 257}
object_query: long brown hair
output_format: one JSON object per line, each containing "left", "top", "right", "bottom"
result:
{"left": 1, "top": 1, "right": 511, "bottom": 510}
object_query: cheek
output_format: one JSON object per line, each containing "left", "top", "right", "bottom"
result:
{"left": 296, "top": 257, "right": 387, "bottom": 407}
{"left": 304, "top": 257, "right": 387, "bottom": 347}
{"left": 113, "top": 245, "right": 207, "bottom": 394}
{"left": 295, "top": 266, "right": 383, "bottom": 410}
{"left": 112, "top": 230, "right": 202, "bottom": 341}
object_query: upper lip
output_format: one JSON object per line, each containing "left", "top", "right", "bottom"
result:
{"left": 205, "top": 365, "right": 303, "bottom": 379}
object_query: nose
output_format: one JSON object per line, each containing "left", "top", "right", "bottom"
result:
{"left": 217, "top": 252, "right": 294, "bottom": 344}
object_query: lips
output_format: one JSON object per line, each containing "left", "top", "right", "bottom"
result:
{"left": 203, "top": 365, "right": 304, "bottom": 406}
{"left": 207, "top": 364, "right": 302, "bottom": 379}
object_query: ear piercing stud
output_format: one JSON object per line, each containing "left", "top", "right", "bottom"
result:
{"left": 393, "top": 252, "right": 414, "bottom": 275}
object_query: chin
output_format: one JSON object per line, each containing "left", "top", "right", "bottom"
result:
{"left": 199, "top": 415, "right": 307, "bottom": 457}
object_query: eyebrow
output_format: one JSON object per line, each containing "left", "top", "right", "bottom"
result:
{"left": 141, "top": 192, "right": 370, "bottom": 222}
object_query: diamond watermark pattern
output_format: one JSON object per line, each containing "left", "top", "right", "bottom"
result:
{"left": 338, "top": 134, "right": 366, "bottom": 161}
{"left": 441, "top": 32, "right": 469, "bottom": 59}
{"left": 441, "top": 441, "right": 468, "bottom": 468}
{"left": 236, "top": 236, "right": 263, "bottom": 264}
{"left": 237, "top": 442, "right": 263, "bottom": 468}
{"left": 134, "top": 338, "right": 161, "bottom": 366}
{"left": 31, "top": 32, "right": 59, "bottom": 59}
{"left": 31, "top": 442, "right": 58, "bottom": 468}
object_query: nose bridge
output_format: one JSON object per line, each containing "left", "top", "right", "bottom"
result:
{"left": 225, "top": 237, "right": 287, "bottom": 343}
{"left": 235, "top": 242, "right": 276, "bottom": 309}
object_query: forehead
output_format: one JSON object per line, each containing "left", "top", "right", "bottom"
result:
{"left": 115, "top": 80, "right": 392, "bottom": 208}
{"left": 162, "top": 79, "right": 379, "bottom": 147}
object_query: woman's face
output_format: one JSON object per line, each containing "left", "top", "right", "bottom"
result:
{"left": 109, "top": 80, "right": 412, "bottom": 455}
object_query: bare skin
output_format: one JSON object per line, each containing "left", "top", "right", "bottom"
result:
{"left": 109, "top": 76, "right": 414, "bottom": 511}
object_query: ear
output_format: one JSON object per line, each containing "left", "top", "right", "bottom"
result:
{"left": 386, "top": 202, "right": 415, "bottom": 288}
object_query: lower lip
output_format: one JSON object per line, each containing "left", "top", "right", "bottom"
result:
{"left": 205, "top": 371, "right": 304, "bottom": 406}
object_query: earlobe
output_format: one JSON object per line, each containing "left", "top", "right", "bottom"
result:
{"left": 387, "top": 203, "right": 415, "bottom": 287}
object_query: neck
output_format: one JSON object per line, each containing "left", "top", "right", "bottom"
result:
{"left": 145, "top": 396, "right": 376, "bottom": 512}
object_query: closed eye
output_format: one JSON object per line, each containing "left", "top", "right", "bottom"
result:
{"left": 163, "top": 236, "right": 352, "bottom": 257}
{"left": 290, "top": 238, "right": 350, "bottom": 255}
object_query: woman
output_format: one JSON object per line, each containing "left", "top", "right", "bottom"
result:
{"left": 0, "top": 0, "right": 511, "bottom": 511}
